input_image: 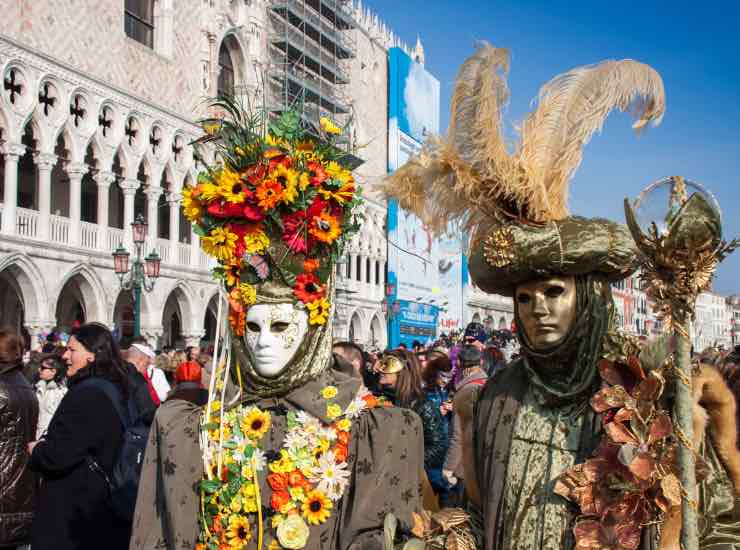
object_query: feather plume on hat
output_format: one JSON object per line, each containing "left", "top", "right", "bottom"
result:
{"left": 385, "top": 42, "right": 666, "bottom": 239}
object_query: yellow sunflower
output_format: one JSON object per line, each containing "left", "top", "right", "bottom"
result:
{"left": 306, "top": 298, "right": 331, "bottom": 326}
{"left": 302, "top": 490, "right": 333, "bottom": 525}
{"left": 320, "top": 117, "right": 342, "bottom": 135}
{"left": 243, "top": 229, "right": 270, "bottom": 255}
{"left": 270, "top": 164, "right": 299, "bottom": 205}
{"left": 223, "top": 259, "right": 243, "bottom": 287}
{"left": 317, "top": 181, "right": 355, "bottom": 205}
{"left": 226, "top": 515, "right": 252, "bottom": 547}
{"left": 181, "top": 187, "right": 203, "bottom": 222}
{"left": 325, "top": 161, "right": 343, "bottom": 179}
{"left": 201, "top": 227, "right": 238, "bottom": 262}
{"left": 241, "top": 408, "right": 271, "bottom": 441}
{"left": 321, "top": 386, "right": 338, "bottom": 400}
{"left": 198, "top": 181, "right": 223, "bottom": 201}
{"left": 309, "top": 211, "right": 341, "bottom": 244}
{"left": 298, "top": 172, "right": 311, "bottom": 190}
{"left": 238, "top": 283, "right": 257, "bottom": 307}
{"left": 265, "top": 134, "right": 288, "bottom": 149}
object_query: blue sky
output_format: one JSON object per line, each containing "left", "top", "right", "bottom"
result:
{"left": 367, "top": 0, "right": 740, "bottom": 294}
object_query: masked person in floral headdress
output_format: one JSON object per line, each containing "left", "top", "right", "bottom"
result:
{"left": 130, "top": 104, "right": 425, "bottom": 550}
{"left": 385, "top": 43, "right": 740, "bottom": 550}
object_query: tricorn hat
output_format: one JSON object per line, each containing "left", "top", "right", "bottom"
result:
{"left": 385, "top": 43, "right": 665, "bottom": 293}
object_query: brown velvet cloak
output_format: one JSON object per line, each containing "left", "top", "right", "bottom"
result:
{"left": 129, "top": 367, "right": 424, "bottom": 550}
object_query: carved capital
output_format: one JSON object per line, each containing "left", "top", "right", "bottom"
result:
{"left": 120, "top": 178, "right": 141, "bottom": 194}
{"left": 144, "top": 185, "right": 164, "bottom": 200}
{"left": 95, "top": 171, "right": 117, "bottom": 188}
{"left": 1, "top": 142, "right": 26, "bottom": 160}
{"left": 34, "top": 152, "right": 57, "bottom": 170}
{"left": 65, "top": 161, "right": 88, "bottom": 179}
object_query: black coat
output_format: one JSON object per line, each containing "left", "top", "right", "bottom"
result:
{"left": 29, "top": 371, "right": 131, "bottom": 550}
{"left": 0, "top": 363, "right": 38, "bottom": 547}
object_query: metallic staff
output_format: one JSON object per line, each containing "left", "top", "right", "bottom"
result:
{"left": 625, "top": 176, "right": 738, "bottom": 550}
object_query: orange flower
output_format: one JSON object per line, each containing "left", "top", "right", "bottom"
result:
{"left": 271, "top": 490, "right": 291, "bottom": 511}
{"left": 212, "top": 514, "right": 224, "bottom": 534}
{"left": 336, "top": 431, "right": 350, "bottom": 447}
{"left": 309, "top": 211, "right": 341, "bottom": 244}
{"left": 287, "top": 470, "right": 310, "bottom": 489}
{"left": 307, "top": 161, "right": 327, "bottom": 186}
{"left": 267, "top": 472, "right": 288, "bottom": 491}
{"left": 362, "top": 394, "right": 378, "bottom": 408}
{"left": 333, "top": 443, "right": 348, "bottom": 463}
{"left": 293, "top": 273, "right": 326, "bottom": 304}
{"left": 303, "top": 258, "right": 320, "bottom": 273}
{"left": 228, "top": 306, "right": 245, "bottom": 336}
{"left": 255, "top": 179, "right": 284, "bottom": 210}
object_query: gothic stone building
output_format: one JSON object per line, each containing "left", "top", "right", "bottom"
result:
{"left": 0, "top": 0, "right": 407, "bottom": 349}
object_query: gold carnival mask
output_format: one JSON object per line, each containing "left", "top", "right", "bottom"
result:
{"left": 515, "top": 276, "right": 577, "bottom": 350}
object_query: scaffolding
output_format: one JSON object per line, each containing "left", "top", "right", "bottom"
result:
{"left": 267, "top": 0, "right": 358, "bottom": 157}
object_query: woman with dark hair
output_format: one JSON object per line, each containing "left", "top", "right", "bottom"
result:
{"left": 34, "top": 353, "right": 68, "bottom": 439}
{"left": 0, "top": 330, "right": 38, "bottom": 548}
{"left": 421, "top": 353, "right": 455, "bottom": 501}
{"left": 28, "top": 323, "right": 132, "bottom": 550}
{"left": 378, "top": 350, "right": 447, "bottom": 483}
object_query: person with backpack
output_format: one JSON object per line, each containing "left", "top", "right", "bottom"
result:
{"left": 27, "top": 323, "right": 137, "bottom": 550}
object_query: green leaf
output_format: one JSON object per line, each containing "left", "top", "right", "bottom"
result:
{"left": 202, "top": 422, "right": 219, "bottom": 431}
{"left": 200, "top": 479, "right": 222, "bottom": 494}
{"left": 287, "top": 411, "right": 298, "bottom": 429}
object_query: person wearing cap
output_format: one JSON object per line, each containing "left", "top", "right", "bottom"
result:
{"left": 126, "top": 343, "right": 170, "bottom": 405}
{"left": 442, "top": 345, "right": 487, "bottom": 498}
{"left": 34, "top": 353, "right": 67, "bottom": 439}
{"left": 166, "top": 361, "right": 208, "bottom": 406}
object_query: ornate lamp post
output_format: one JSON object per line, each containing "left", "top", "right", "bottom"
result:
{"left": 624, "top": 176, "right": 738, "bottom": 550}
{"left": 112, "top": 214, "right": 162, "bottom": 338}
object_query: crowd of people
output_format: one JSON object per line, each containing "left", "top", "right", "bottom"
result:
{"left": 0, "top": 318, "right": 517, "bottom": 549}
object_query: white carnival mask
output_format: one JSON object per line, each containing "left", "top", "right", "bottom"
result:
{"left": 244, "top": 303, "right": 309, "bottom": 378}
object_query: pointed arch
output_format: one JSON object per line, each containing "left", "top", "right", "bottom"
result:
{"left": 0, "top": 253, "right": 49, "bottom": 324}
{"left": 52, "top": 263, "right": 108, "bottom": 327}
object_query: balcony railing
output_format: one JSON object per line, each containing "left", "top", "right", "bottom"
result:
{"left": 50, "top": 215, "right": 70, "bottom": 244}
{"left": 17, "top": 208, "right": 39, "bottom": 239}
{"left": 80, "top": 221, "right": 98, "bottom": 249}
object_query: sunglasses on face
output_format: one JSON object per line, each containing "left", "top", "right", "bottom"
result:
{"left": 39, "top": 366, "right": 57, "bottom": 371}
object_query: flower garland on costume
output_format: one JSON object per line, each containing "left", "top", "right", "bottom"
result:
{"left": 186, "top": 101, "right": 362, "bottom": 335}
{"left": 198, "top": 386, "right": 390, "bottom": 550}
{"left": 554, "top": 334, "right": 702, "bottom": 550}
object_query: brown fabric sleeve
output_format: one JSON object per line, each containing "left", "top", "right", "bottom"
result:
{"left": 338, "top": 406, "right": 424, "bottom": 550}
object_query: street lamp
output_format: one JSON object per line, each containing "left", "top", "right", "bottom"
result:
{"left": 112, "top": 214, "right": 161, "bottom": 338}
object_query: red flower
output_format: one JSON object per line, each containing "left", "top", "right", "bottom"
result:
{"left": 244, "top": 164, "right": 267, "bottom": 185}
{"left": 307, "top": 161, "right": 327, "bottom": 186}
{"left": 267, "top": 472, "right": 288, "bottom": 491}
{"left": 228, "top": 223, "right": 260, "bottom": 258}
{"left": 336, "top": 431, "right": 350, "bottom": 447}
{"left": 206, "top": 201, "right": 247, "bottom": 219}
{"left": 287, "top": 470, "right": 311, "bottom": 490}
{"left": 242, "top": 202, "right": 265, "bottom": 222}
{"left": 282, "top": 211, "right": 310, "bottom": 254}
{"left": 293, "top": 273, "right": 325, "bottom": 304}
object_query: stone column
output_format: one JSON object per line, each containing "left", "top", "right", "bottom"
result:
{"left": 34, "top": 152, "right": 57, "bottom": 241}
{"left": 95, "top": 171, "right": 115, "bottom": 251}
{"left": 190, "top": 225, "right": 200, "bottom": 268}
{"left": 169, "top": 191, "right": 181, "bottom": 264}
{"left": 1, "top": 143, "right": 26, "bottom": 235}
{"left": 349, "top": 254, "right": 357, "bottom": 281}
{"left": 146, "top": 186, "right": 163, "bottom": 245}
{"left": 120, "top": 178, "right": 140, "bottom": 249}
{"left": 65, "top": 162, "right": 87, "bottom": 246}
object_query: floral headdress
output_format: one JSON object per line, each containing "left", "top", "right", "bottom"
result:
{"left": 184, "top": 99, "right": 362, "bottom": 334}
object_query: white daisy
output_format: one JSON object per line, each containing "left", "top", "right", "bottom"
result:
{"left": 344, "top": 396, "right": 366, "bottom": 419}
{"left": 311, "top": 451, "right": 350, "bottom": 501}
{"left": 283, "top": 429, "right": 310, "bottom": 452}
{"left": 251, "top": 447, "right": 267, "bottom": 472}
{"left": 319, "top": 426, "right": 338, "bottom": 442}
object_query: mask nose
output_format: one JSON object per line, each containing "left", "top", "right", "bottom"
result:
{"left": 531, "top": 292, "right": 549, "bottom": 318}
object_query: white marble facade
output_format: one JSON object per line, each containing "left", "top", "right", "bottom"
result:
{"left": 0, "top": 0, "right": 400, "bottom": 350}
